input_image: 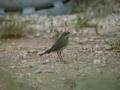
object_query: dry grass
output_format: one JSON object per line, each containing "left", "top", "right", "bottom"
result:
{"left": 0, "top": 17, "right": 25, "bottom": 39}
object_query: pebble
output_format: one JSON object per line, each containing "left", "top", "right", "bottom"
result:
{"left": 93, "top": 59, "right": 101, "bottom": 64}
{"left": 18, "top": 44, "right": 24, "bottom": 48}
{"left": 35, "top": 33, "right": 40, "bottom": 37}
{"left": 71, "top": 30, "right": 77, "bottom": 35}
{"left": 26, "top": 35, "right": 34, "bottom": 39}
{"left": 27, "top": 73, "right": 31, "bottom": 76}
{"left": 34, "top": 69, "right": 42, "bottom": 74}
{"left": 101, "top": 60, "right": 106, "bottom": 66}
{"left": 21, "top": 60, "right": 27, "bottom": 63}
{"left": 74, "top": 37, "right": 79, "bottom": 43}
{"left": 104, "top": 44, "right": 111, "bottom": 50}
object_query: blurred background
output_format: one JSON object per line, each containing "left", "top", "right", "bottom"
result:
{"left": 0, "top": 0, "right": 120, "bottom": 90}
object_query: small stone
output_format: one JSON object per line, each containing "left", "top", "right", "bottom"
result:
{"left": 11, "top": 42, "right": 15, "bottom": 45}
{"left": 101, "top": 63, "right": 106, "bottom": 66}
{"left": 26, "top": 35, "right": 34, "bottom": 39}
{"left": 20, "top": 51, "right": 28, "bottom": 59}
{"left": 74, "top": 37, "right": 79, "bottom": 42}
{"left": 101, "top": 60, "right": 106, "bottom": 66}
{"left": 51, "top": 80, "right": 55, "bottom": 82}
{"left": 93, "top": 59, "right": 101, "bottom": 64}
{"left": 22, "top": 60, "right": 27, "bottom": 63}
{"left": 43, "top": 69, "right": 54, "bottom": 73}
{"left": 28, "top": 49, "right": 37, "bottom": 54}
{"left": 95, "top": 44, "right": 99, "bottom": 48}
{"left": 35, "top": 33, "right": 40, "bottom": 37}
{"left": 19, "top": 73, "right": 24, "bottom": 78}
{"left": 29, "top": 65, "right": 33, "bottom": 68}
{"left": 80, "top": 38, "right": 88, "bottom": 43}
{"left": 27, "top": 73, "right": 31, "bottom": 76}
{"left": 61, "top": 77, "right": 66, "bottom": 81}
{"left": 41, "top": 59, "right": 50, "bottom": 64}
{"left": 104, "top": 44, "right": 111, "bottom": 50}
{"left": 35, "top": 69, "right": 42, "bottom": 74}
{"left": 97, "top": 51, "right": 103, "bottom": 54}
{"left": 11, "top": 66, "right": 15, "bottom": 69}
{"left": 18, "top": 44, "right": 24, "bottom": 48}
{"left": 71, "top": 30, "right": 77, "bottom": 35}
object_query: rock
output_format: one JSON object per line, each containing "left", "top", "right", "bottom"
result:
{"left": 27, "top": 73, "right": 31, "bottom": 76}
{"left": 11, "top": 42, "right": 16, "bottom": 46}
{"left": 26, "top": 35, "right": 34, "bottom": 39}
{"left": 61, "top": 77, "right": 66, "bottom": 81}
{"left": 34, "top": 69, "right": 42, "bottom": 74}
{"left": 101, "top": 60, "right": 106, "bottom": 66}
{"left": 74, "top": 37, "right": 79, "bottom": 43}
{"left": 35, "top": 33, "right": 40, "bottom": 37}
{"left": 18, "top": 44, "right": 24, "bottom": 48}
{"left": 41, "top": 59, "right": 50, "bottom": 64}
{"left": 10, "top": 65, "right": 15, "bottom": 69}
{"left": 104, "top": 44, "right": 111, "bottom": 50}
{"left": 96, "top": 51, "right": 103, "bottom": 54}
{"left": 35, "top": 68, "right": 54, "bottom": 74}
{"left": 21, "top": 60, "right": 27, "bottom": 63}
{"left": 93, "top": 59, "right": 101, "bottom": 64}
{"left": 71, "top": 30, "right": 77, "bottom": 35}
{"left": 28, "top": 49, "right": 38, "bottom": 54}
{"left": 19, "top": 51, "right": 28, "bottom": 59}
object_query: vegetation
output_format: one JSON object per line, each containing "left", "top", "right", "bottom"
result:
{"left": 0, "top": 67, "right": 38, "bottom": 90}
{"left": 49, "top": 16, "right": 61, "bottom": 40}
{"left": 72, "top": 0, "right": 119, "bottom": 17}
{"left": 0, "top": 16, "right": 25, "bottom": 39}
{"left": 76, "top": 73, "right": 120, "bottom": 90}
{"left": 104, "top": 32, "right": 120, "bottom": 52}
{"left": 0, "top": 67, "right": 19, "bottom": 90}
{"left": 71, "top": 0, "right": 119, "bottom": 34}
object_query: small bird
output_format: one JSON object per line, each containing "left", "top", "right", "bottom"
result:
{"left": 39, "top": 31, "right": 70, "bottom": 62}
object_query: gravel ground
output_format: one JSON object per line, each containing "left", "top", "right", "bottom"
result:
{"left": 0, "top": 15, "right": 120, "bottom": 90}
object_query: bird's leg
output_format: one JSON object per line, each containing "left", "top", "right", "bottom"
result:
{"left": 57, "top": 51, "right": 61, "bottom": 62}
{"left": 60, "top": 50, "right": 67, "bottom": 63}
{"left": 59, "top": 50, "right": 63, "bottom": 62}
{"left": 57, "top": 50, "right": 67, "bottom": 63}
{"left": 57, "top": 51, "right": 63, "bottom": 62}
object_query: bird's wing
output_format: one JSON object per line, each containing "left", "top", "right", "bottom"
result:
{"left": 49, "top": 37, "right": 65, "bottom": 52}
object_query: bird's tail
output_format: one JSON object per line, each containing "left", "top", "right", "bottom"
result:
{"left": 39, "top": 49, "right": 50, "bottom": 56}
{"left": 39, "top": 51, "right": 47, "bottom": 56}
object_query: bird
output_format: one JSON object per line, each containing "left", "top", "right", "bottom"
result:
{"left": 39, "top": 31, "right": 70, "bottom": 62}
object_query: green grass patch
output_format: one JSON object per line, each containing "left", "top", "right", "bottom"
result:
{"left": 104, "top": 32, "right": 120, "bottom": 52}
{"left": 0, "top": 67, "right": 19, "bottom": 90}
{"left": 0, "top": 17, "right": 25, "bottom": 39}
{"left": 72, "top": 0, "right": 119, "bottom": 18}
{"left": 76, "top": 73, "right": 120, "bottom": 90}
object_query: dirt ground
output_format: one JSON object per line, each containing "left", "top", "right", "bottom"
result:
{"left": 0, "top": 18, "right": 120, "bottom": 89}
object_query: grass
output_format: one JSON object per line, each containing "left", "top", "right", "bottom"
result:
{"left": 109, "top": 38, "right": 120, "bottom": 52}
{"left": 76, "top": 73, "right": 120, "bottom": 90}
{"left": 72, "top": 0, "right": 119, "bottom": 18}
{"left": 72, "top": 14, "right": 99, "bottom": 34}
{"left": 73, "top": 15, "right": 94, "bottom": 29}
{"left": 48, "top": 16, "right": 61, "bottom": 40}
{"left": 104, "top": 32, "right": 120, "bottom": 52}
{"left": 0, "top": 17, "right": 25, "bottom": 39}
{"left": 71, "top": 0, "right": 119, "bottom": 34}
{"left": 0, "top": 67, "right": 19, "bottom": 90}
{"left": 0, "top": 67, "right": 37, "bottom": 90}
